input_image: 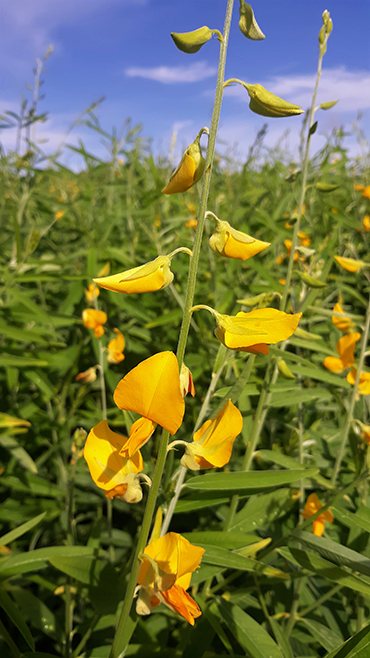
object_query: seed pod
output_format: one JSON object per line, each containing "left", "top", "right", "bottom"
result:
{"left": 295, "top": 271, "right": 327, "bottom": 288}
{"left": 243, "top": 83, "right": 303, "bottom": 118}
{"left": 171, "top": 26, "right": 216, "bottom": 54}
{"left": 239, "top": 1, "right": 265, "bottom": 40}
{"left": 315, "top": 182, "right": 339, "bottom": 192}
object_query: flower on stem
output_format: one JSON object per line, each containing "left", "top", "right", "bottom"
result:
{"left": 323, "top": 333, "right": 361, "bottom": 373}
{"left": 120, "top": 417, "right": 157, "bottom": 459}
{"left": 362, "top": 185, "right": 370, "bottom": 200}
{"left": 84, "top": 420, "right": 145, "bottom": 503}
{"left": 162, "top": 128, "right": 209, "bottom": 195}
{"left": 107, "top": 329, "right": 125, "bottom": 364}
{"left": 186, "top": 219, "right": 198, "bottom": 230}
{"left": 302, "top": 493, "right": 334, "bottom": 537}
{"left": 363, "top": 215, "right": 370, "bottom": 232}
{"left": 353, "top": 419, "right": 370, "bottom": 445}
{"left": 136, "top": 532, "right": 204, "bottom": 625}
{"left": 354, "top": 184, "right": 364, "bottom": 192}
{"left": 76, "top": 366, "right": 98, "bottom": 383}
{"left": 175, "top": 399, "right": 243, "bottom": 470}
{"left": 82, "top": 309, "right": 107, "bottom": 338}
{"left": 84, "top": 283, "right": 100, "bottom": 305}
{"left": 208, "top": 215, "right": 270, "bottom": 261}
{"left": 180, "top": 363, "right": 196, "bottom": 398}
{"left": 347, "top": 369, "right": 370, "bottom": 396}
{"left": 114, "top": 351, "right": 185, "bottom": 435}
{"left": 332, "top": 301, "right": 353, "bottom": 332}
{"left": 192, "top": 305, "right": 301, "bottom": 355}
{"left": 94, "top": 248, "right": 191, "bottom": 295}
{"left": 334, "top": 255, "right": 366, "bottom": 273}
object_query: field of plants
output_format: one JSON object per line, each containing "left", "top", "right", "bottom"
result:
{"left": 1, "top": 2, "right": 370, "bottom": 658}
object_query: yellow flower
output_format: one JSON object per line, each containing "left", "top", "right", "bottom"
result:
{"left": 284, "top": 239, "right": 299, "bottom": 262}
{"left": 136, "top": 532, "right": 204, "bottom": 625}
{"left": 276, "top": 253, "right": 285, "bottom": 265}
{"left": 332, "top": 302, "right": 353, "bottom": 332}
{"left": 354, "top": 184, "right": 364, "bottom": 192}
{"left": 354, "top": 420, "right": 370, "bottom": 445}
{"left": 76, "top": 367, "right": 98, "bottom": 383}
{"left": 302, "top": 493, "right": 334, "bottom": 537}
{"left": 279, "top": 278, "right": 286, "bottom": 285}
{"left": 195, "top": 306, "right": 302, "bottom": 354}
{"left": 162, "top": 128, "right": 208, "bottom": 195}
{"left": 363, "top": 215, "right": 370, "bottom": 232}
{"left": 93, "top": 249, "right": 191, "bottom": 295}
{"left": 208, "top": 217, "right": 270, "bottom": 261}
{"left": 84, "top": 283, "right": 100, "bottom": 305}
{"left": 179, "top": 364, "right": 196, "bottom": 398}
{"left": 362, "top": 185, "right": 370, "bottom": 199}
{"left": 180, "top": 399, "right": 243, "bottom": 470}
{"left": 120, "top": 417, "right": 157, "bottom": 459}
{"left": 107, "top": 329, "right": 125, "bottom": 364}
{"left": 82, "top": 309, "right": 107, "bottom": 338}
{"left": 334, "top": 256, "right": 366, "bottom": 273}
{"left": 55, "top": 210, "right": 64, "bottom": 221}
{"left": 347, "top": 369, "right": 370, "bottom": 396}
{"left": 297, "top": 231, "right": 311, "bottom": 247}
{"left": 323, "top": 333, "right": 361, "bottom": 373}
{"left": 114, "top": 351, "right": 185, "bottom": 435}
{"left": 84, "top": 421, "right": 144, "bottom": 502}
{"left": 185, "top": 219, "right": 198, "bottom": 229}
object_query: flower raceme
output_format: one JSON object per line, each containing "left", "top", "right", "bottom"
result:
{"left": 207, "top": 215, "right": 270, "bottom": 261}
{"left": 302, "top": 493, "right": 334, "bottom": 537}
{"left": 323, "top": 333, "right": 361, "bottom": 374}
{"left": 84, "top": 421, "right": 145, "bottom": 503}
{"left": 93, "top": 248, "right": 192, "bottom": 295}
{"left": 192, "top": 306, "right": 302, "bottom": 355}
{"left": 173, "top": 399, "right": 243, "bottom": 470}
{"left": 136, "top": 532, "right": 204, "bottom": 625}
{"left": 114, "top": 351, "right": 185, "bottom": 435}
{"left": 107, "top": 328, "right": 125, "bottom": 364}
{"left": 82, "top": 309, "right": 107, "bottom": 338}
{"left": 332, "top": 301, "right": 353, "bottom": 332}
{"left": 162, "top": 128, "right": 209, "bottom": 195}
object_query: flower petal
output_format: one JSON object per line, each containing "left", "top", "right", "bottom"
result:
{"left": 334, "top": 256, "right": 366, "bottom": 273}
{"left": 162, "top": 152, "right": 196, "bottom": 195}
{"left": 160, "top": 584, "right": 201, "bottom": 625}
{"left": 323, "top": 356, "right": 345, "bottom": 373}
{"left": 94, "top": 257, "right": 173, "bottom": 294}
{"left": 114, "top": 352, "right": 185, "bottom": 434}
{"left": 216, "top": 308, "right": 302, "bottom": 350}
{"left": 336, "top": 333, "right": 361, "bottom": 368}
{"left": 120, "top": 417, "right": 157, "bottom": 458}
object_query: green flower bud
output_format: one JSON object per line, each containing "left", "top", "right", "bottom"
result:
{"left": 318, "top": 25, "right": 326, "bottom": 45}
{"left": 315, "top": 182, "right": 339, "bottom": 192}
{"left": 239, "top": 1, "right": 265, "bottom": 41}
{"left": 319, "top": 100, "right": 339, "bottom": 110}
{"left": 277, "top": 359, "right": 296, "bottom": 379}
{"left": 171, "top": 26, "right": 220, "bottom": 54}
{"left": 294, "top": 271, "right": 327, "bottom": 288}
{"left": 244, "top": 83, "right": 304, "bottom": 118}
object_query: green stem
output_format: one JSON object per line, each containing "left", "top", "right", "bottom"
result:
{"left": 285, "top": 578, "right": 304, "bottom": 637}
{"left": 331, "top": 292, "right": 370, "bottom": 484}
{"left": 109, "top": 4, "right": 235, "bottom": 654}
{"left": 175, "top": 0, "right": 235, "bottom": 368}
{"left": 299, "top": 583, "right": 342, "bottom": 617}
{"left": 71, "top": 614, "right": 100, "bottom": 658}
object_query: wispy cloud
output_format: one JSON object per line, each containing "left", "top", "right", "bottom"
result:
{"left": 125, "top": 61, "right": 217, "bottom": 84}
{"left": 224, "top": 67, "right": 370, "bottom": 112}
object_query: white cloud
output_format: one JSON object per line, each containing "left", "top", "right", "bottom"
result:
{"left": 125, "top": 61, "right": 217, "bottom": 84}
{"left": 224, "top": 67, "right": 370, "bottom": 113}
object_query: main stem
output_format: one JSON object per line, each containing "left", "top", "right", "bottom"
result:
{"left": 109, "top": 2, "right": 235, "bottom": 655}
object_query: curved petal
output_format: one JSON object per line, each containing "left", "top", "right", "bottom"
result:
{"left": 323, "top": 356, "right": 345, "bottom": 373}
{"left": 114, "top": 352, "right": 185, "bottom": 434}
{"left": 120, "top": 417, "right": 157, "bottom": 458}
{"left": 223, "top": 232, "right": 270, "bottom": 260}
{"left": 160, "top": 584, "right": 201, "bottom": 625}
{"left": 334, "top": 256, "right": 365, "bottom": 273}
{"left": 219, "top": 309, "right": 301, "bottom": 349}
{"left": 162, "top": 153, "right": 196, "bottom": 195}
{"left": 82, "top": 309, "right": 107, "bottom": 329}
{"left": 337, "top": 332, "right": 361, "bottom": 367}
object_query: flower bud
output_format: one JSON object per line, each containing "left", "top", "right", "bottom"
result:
{"left": 180, "top": 364, "right": 196, "bottom": 397}
{"left": 318, "top": 25, "right": 326, "bottom": 45}
{"left": 239, "top": 1, "right": 265, "bottom": 40}
{"left": 208, "top": 216, "right": 270, "bottom": 261}
{"left": 242, "top": 83, "right": 304, "bottom": 118}
{"left": 171, "top": 26, "right": 215, "bottom": 54}
{"left": 76, "top": 367, "right": 98, "bottom": 383}
{"left": 94, "top": 256, "right": 174, "bottom": 294}
{"left": 162, "top": 128, "right": 209, "bottom": 195}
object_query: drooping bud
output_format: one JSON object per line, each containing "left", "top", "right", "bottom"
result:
{"left": 76, "top": 367, "right": 98, "bottom": 383}
{"left": 208, "top": 214, "right": 270, "bottom": 261}
{"left": 238, "top": 1, "right": 265, "bottom": 40}
{"left": 236, "top": 82, "right": 303, "bottom": 118}
{"left": 180, "top": 364, "right": 196, "bottom": 398}
{"left": 162, "top": 128, "right": 209, "bottom": 195}
{"left": 171, "top": 27, "right": 221, "bottom": 54}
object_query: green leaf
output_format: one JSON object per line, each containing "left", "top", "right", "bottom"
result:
{"left": 0, "top": 354, "right": 48, "bottom": 367}
{"left": 0, "top": 473, "right": 63, "bottom": 498}
{"left": 183, "top": 531, "right": 258, "bottom": 549}
{"left": 288, "top": 365, "right": 351, "bottom": 389}
{"left": 0, "top": 587, "right": 35, "bottom": 651}
{"left": 175, "top": 492, "right": 230, "bottom": 513}
{"left": 0, "top": 435, "right": 38, "bottom": 473}
{"left": 324, "top": 622, "right": 370, "bottom": 658}
{"left": 269, "top": 387, "right": 332, "bottom": 407}
{"left": 185, "top": 469, "right": 318, "bottom": 492}
{"left": 300, "top": 617, "right": 342, "bottom": 652}
{"left": 281, "top": 547, "right": 370, "bottom": 597}
{"left": 269, "top": 617, "right": 294, "bottom": 658}
{"left": 11, "top": 586, "right": 58, "bottom": 639}
{"left": 49, "top": 555, "right": 107, "bottom": 585}
{"left": 256, "top": 450, "right": 305, "bottom": 470}
{"left": 230, "top": 488, "right": 297, "bottom": 533}
{"left": 292, "top": 530, "right": 370, "bottom": 578}
{"left": 217, "top": 599, "right": 284, "bottom": 658}
{"left": 0, "top": 512, "right": 46, "bottom": 547}
{"left": 0, "top": 546, "right": 99, "bottom": 577}
{"left": 201, "top": 544, "right": 288, "bottom": 579}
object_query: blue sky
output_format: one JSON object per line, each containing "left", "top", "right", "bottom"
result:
{"left": 1, "top": 0, "right": 369, "bottom": 168}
